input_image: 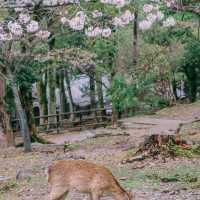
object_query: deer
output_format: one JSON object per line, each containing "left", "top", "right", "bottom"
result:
{"left": 47, "top": 160, "right": 134, "bottom": 200}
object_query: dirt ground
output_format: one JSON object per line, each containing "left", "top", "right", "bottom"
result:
{"left": 1, "top": 101, "right": 200, "bottom": 200}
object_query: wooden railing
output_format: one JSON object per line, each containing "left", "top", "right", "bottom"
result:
{"left": 12, "top": 107, "right": 113, "bottom": 134}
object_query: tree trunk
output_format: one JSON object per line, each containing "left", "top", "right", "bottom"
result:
{"left": 4, "top": 112, "right": 14, "bottom": 147}
{"left": 96, "top": 72, "right": 105, "bottom": 120}
{"left": 96, "top": 73, "right": 104, "bottom": 109}
{"left": 47, "top": 69, "right": 57, "bottom": 127}
{"left": 172, "top": 72, "right": 178, "bottom": 100}
{"left": 89, "top": 69, "right": 97, "bottom": 119}
{"left": 90, "top": 69, "right": 96, "bottom": 109}
{"left": 37, "top": 82, "right": 43, "bottom": 125}
{"left": 25, "top": 99, "right": 37, "bottom": 136}
{"left": 184, "top": 66, "right": 197, "bottom": 102}
{"left": 64, "top": 69, "right": 75, "bottom": 121}
{"left": 111, "top": 107, "right": 118, "bottom": 128}
{"left": 133, "top": 10, "right": 139, "bottom": 68}
{"left": 38, "top": 71, "right": 48, "bottom": 125}
{"left": 198, "top": 16, "right": 200, "bottom": 40}
{"left": 59, "top": 69, "right": 68, "bottom": 116}
{"left": 0, "top": 100, "right": 15, "bottom": 147}
{"left": 9, "top": 72, "right": 31, "bottom": 152}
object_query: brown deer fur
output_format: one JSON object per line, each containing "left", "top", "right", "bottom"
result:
{"left": 48, "top": 160, "right": 134, "bottom": 200}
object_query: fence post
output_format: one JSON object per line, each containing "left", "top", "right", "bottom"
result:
{"left": 56, "top": 106, "right": 60, "bottom": 134}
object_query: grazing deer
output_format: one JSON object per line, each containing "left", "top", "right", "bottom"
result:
{"left": 48, "top": 160, "right": 134, "bottom": 200}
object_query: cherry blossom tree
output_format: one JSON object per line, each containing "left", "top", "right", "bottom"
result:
{"left": 0, "top": 12, "right": 50, "bottom": 152}
{"left": 0, "top": 0, "right": 177, "bottom": 36}
{"left": 0, "top": 0, "right": 180, "bottom": 151}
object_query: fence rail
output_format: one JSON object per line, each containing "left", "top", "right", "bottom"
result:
{"left": 12, "top": 107, "right": 113, "bottom": 134}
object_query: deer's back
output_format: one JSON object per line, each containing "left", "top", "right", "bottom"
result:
{"left": 48, "top": 160, "right": 120, "bottom": 193}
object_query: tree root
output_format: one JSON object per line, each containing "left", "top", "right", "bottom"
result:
{"left": 16, "top": 133, "right": 52, "bottom": 147}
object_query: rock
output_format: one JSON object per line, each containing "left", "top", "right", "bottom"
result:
{"left": 55, "top": 154, "right": 85, "bottom": 160}
{"left": 68, "top": 154, "right": 86, "bottom": 160}
{"left": 0, "top": 176, "right": 11, "bottom": 182}
{"left": 121, "top": 155, "right": 146, "bottom": 164}
{"left": 119, "top": 177, "right": 128, "bottom": 181}
{"left": 16, "top": 169, "right": 33, "bottom": 181}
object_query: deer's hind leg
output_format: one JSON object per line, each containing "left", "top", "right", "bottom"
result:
{"left": 49, "top": 185, "right": 68, "bottom": 200}
{"left": 90, "top": 190, "right": 103, "bottom": 200}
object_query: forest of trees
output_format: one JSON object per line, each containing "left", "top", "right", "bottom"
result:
{"left": 0, "top": 0, "right": 199, "bottom": 152}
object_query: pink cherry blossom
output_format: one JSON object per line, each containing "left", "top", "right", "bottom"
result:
{"left": 92, "top": 10, "right": 103, "bottom": 18}
{"left": 0, "top": 26, "right": 3, "bottom": 33}
{"left": 8, "top": 22, "right": 23, "bottom": 36}
{"left": 26, "top": 20, "right": 39, "bottom": 33}
{"left": 85, "top": 26, "right": 103, "bottom": 37}
{"left": 139, "top": 20, "right": 152, "bottom": 31}
{"left": 61, "top": 17, "right": 68, "bottom": 24}
{"left": 163, "top": 16, "right": 176, "bottom": 27}
{"left": 85, "top": 26, "right": 95, "bottom": 37}
{"left": 164, "top": 0, "right": 175, "bottom": 7}
{"left": 102, "top": 28, "right": 112, "bottom": 37}
{"left": 113, "top": 10, "right": 134, "bottom": 27}
{"left": 18, "top": 13, "right": 31, "bottom": 24}
{"left": 36, "top": 30, "right": 50, "bottom": 40}
{"left": 143, "top": 4, "right": 154, "bottom": 13}
{"left": 156, "top": 11, "right": 164, "bottom": 21}
{"left": 0, "top": 0, "right": 177, "bottom": 40}
{"left": 121, "top": 10, "right": 134, "bottom": 24}
{"left": 113, "top": 17, "right": 122, "bottom": 27}
{"left": 147, "top": 13, "right": 157, "bottom": 23}
{"left": 100, "top": 0, "right": 127, "bottom": 8}
{"left": 0, "top": 33, "right": 12, "bottom": 41}
{"left": 43, "top": 0, "right": 59, "bottom": 6}
{"left": 69, "top": 11, "right": 86, "bottom": 31}
{"left": 15, "top": 8, "right": 24, "bottom": 13}
{"left": 113, "top": 0, "right": 126, "bottom": 8}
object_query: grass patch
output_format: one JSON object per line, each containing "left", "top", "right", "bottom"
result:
{"left": 146, "top": 173, "right": 198, "bottom": 183}
{"left": 168, "top": 144, "right": 200, "bottom": 158}
{"left": 119, "top": 164, "right": 200, "bottom": 190}
{"left": 0, "top": 181, "right": 18, "bottom": 194}
{"left": 64, "top": 142, "right": 81, "bottom": 151}
{"left": 143, "top": 164, "right": 200, "bottom": 189}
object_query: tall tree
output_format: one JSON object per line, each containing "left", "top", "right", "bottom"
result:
{"left": 8, "top": 68, "right": 32, "bottom": 151}
{"left": 64, "top": 68, "right": 75, "bottom": 121}
{"left": 47, "top": 68, "right": 57, "bottom": 126}
{"left": 89, "top": 68, "right": 96, "bottom": 114}
{"left": 133, "top": 9, "right": 139, "bottom": 68}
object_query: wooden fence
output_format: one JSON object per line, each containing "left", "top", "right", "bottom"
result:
{"left": 12, "top": 107, "right": 113, "bottom": 134}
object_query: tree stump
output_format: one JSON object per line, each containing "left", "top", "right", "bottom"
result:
{"left": 122, "top": 134, "right": 189, "bottom": 164}
{"left": 137, "top": 134, "right": 188, "bottom": 156}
